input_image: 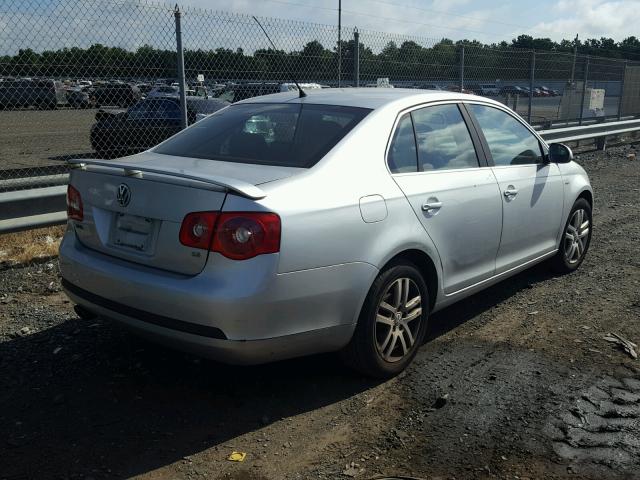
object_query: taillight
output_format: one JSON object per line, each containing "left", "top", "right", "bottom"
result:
{"left": 178, "top": 211, "right": 281, "bottom": 260}
{"left": 179, "top": 211, "right": 218, "bottom": 250}
{"left": 212, "top": 212, "right": 281, "bottom": 260}
{"left": 66, "top": 185, "right": 83, "bottom": 221}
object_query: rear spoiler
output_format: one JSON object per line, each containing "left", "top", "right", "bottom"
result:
{"left": 67, "top": 159, "right": 266, "bottom": 200}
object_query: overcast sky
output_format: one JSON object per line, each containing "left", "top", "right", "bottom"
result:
{"left": 179, "top": 0, "right": 640, "bottom": 43}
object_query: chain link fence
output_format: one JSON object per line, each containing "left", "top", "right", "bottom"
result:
{"left": 2, "top": 0, "right": 640, "bottom": 190}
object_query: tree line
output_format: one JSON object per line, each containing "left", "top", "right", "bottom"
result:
{"left": 1, "top": 34, "right": 638, "bottom": 83}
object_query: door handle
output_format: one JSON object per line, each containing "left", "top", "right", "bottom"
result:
{"left": 422, "top": 201, "right": 443, "bottom": 212}
{"left": 503, "top": 187, "right": 519, "bottom": 198}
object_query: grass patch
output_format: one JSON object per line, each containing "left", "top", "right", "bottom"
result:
{"left": 0, "top": 225, "right": 65, "bottom": 265}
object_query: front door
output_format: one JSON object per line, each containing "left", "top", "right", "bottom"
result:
{"left": 466, "top": 103, "right": 564, "bottom": 273}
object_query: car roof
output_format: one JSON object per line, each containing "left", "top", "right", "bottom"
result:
{"left": 235, "top": 87, "right": 494, "bottom": 110}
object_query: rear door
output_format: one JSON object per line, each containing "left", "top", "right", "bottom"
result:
{"left": 466, "top": 103, "right": 564, "bottom": 273}
{"left": 389, "top": 102, "right": 502, "bottom": 294}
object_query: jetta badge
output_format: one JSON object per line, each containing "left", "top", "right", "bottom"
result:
{"left": 116, "top": 183, "right": 131, "bottom": 207}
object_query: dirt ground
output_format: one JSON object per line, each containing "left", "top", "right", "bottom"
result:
{"left": 0, "top": 145, "right": 639, "bottom": 480}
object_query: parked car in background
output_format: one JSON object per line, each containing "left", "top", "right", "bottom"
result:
{"left": 465, "top": 83, "right": 482, "bottom": 95}
{"left": 479, "top": 84, "right": 499, "bottom": 96}
{"left": 217, "top": 83, "right": 280, "bottom": 102}
{"left": 62, "top": 88, "right": 593, "bottom": 378}
{"left": 531, "top": 87, "right": 549, "bottom": 97}
{"left": 445, "top": 85, "right": 474, "bottom": 95}
{"left": 415, "top": 83, "right": 442, "bottom": 91}
{"left": 90, "top": 96, "right": 228, "bottom": 158}
{"left": 147, "top": 85, "right": 180, "bottom": 98}
{"left": 216, "top": 82, "right": 322, "bottom": 103}
{"left": 91, "top": 83, "right": 142, "bottom": 108}
{"left": 466, "top": 84, "right": 499, "bottom": 96}
{"left": 0, "top": 78, "right": 66, "bottom": 109}
{"left": 66, "top": 86, "right": 94, "bottom": 109}
{"left": 499, "top": 85, "right": 529, "bottom": 97}
{"left": 279, "top": 83, "right": 322, "bottom": 93}
{"left": 136, "top": 83, "right": 153, "bottom": 95}
{"left": 147, "top": 84, "right": 212, "bottom": 99}
{"left": 537, "top": 85, "right": 560, "bottom": 96}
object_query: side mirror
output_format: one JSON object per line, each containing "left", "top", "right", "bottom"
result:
{"left": 548, "top": 143, "right": 573, "bottom": 163}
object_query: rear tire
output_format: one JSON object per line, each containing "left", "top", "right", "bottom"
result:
{"left": 550, "top": 198, "right": 592, "bottom": 274}
{"left": 342, "top": 260, "right": 429, "bottom": 378}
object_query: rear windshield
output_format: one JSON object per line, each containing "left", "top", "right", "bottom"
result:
{"left": 153, "top": 103, "right": 371, "bottom": 168}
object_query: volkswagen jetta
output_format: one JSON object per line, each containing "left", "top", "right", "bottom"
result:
{"left": 60, "top": 88, "right": 593, "bottom": 377}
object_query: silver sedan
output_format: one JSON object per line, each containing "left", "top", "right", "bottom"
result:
{"left": 60, "top": 88, "right": 592, "bottom": 377}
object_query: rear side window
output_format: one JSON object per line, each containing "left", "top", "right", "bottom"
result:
{"left": 412, "top": 104, "right": 479, "bottom": 171}
{"left": 469, "top": 104, "right": 543, "bottom": 166}
{"left": 387, "top": 114, "right": 417, "bottom": 173}
{"left": 154, "top": 103, "right": 370, "bottom": 168}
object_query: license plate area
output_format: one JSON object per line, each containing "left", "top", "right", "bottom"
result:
{"left": 110, "top": 212, "right": 158, "bottom": 254}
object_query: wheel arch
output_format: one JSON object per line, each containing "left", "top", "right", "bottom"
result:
{"left": 379, "top": 249, "right": 439, "bottom": 311}
{"left": 577, "top": 188, "right": 593, "bottom": 207}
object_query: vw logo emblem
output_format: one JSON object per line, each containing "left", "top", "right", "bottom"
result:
{"left": 116, "top": 183, "right": 131, "bottom": 207}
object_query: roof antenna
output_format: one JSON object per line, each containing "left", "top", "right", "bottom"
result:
{"left": 252, "top": 15, "right": 306, "bottom": 98}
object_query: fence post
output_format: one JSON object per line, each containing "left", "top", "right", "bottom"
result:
{"left": 618, "top": 61, "right": 627, "bottom": 120}
{"left": 578, "top": 55, "right": 589, "bottom": 125}
{"left": 337, "top": 0, "right": 342, "bottom": 87}
{"left": 459, "top": 45, "right": 465, "bottom": 91}
{"left": 528, "top": 50, "right": 535, "bottom": 123}
{"left": 353, "top": 28, "right": 360, "bottom": 88}
{"left": 174, "top": 4, "right": 188, "bottom": 130}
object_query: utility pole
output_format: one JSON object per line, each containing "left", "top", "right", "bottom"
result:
{"left": 354, "top": 28, "right": 360, "bottom": 87}
{"left": 174, "top": 5, "right": 187, "bottom": 130}
{"left": 338, "top": 0, "right": 342, "bottom": 87}
{"left": 570, "top": 34, "right": 579, "bottom": 83}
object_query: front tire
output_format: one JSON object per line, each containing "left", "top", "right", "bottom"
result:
{"left": 342, "top": 261, "right": 429, "bottom": 378}
{"left": 551, "top": 198, "right": 592, "bottom": 273}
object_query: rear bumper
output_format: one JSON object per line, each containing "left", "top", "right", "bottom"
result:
{"left": 59, "top": 229, "right": 377, "bottom": 364}
{"left": 64, "top": 278, "right": 354, "bottom": 364}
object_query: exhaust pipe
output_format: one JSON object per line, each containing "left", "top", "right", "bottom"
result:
{"left": 74, "top": 304, "right": 97, "bottom": 320}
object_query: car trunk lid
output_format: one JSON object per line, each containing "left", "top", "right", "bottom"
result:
{"left": 67, "top": 154, "right": 299, "bottom": 275}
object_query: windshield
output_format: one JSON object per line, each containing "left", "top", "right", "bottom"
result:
{"left": 153, "top": 103, "right": 371, "bottom": 168}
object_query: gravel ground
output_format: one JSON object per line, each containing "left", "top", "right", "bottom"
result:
{"left": 1, "top": 145, "right": 639, "bottom": 480}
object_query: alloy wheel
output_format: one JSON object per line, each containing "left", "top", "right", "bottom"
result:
{"left": 375, "top": 277, "right": 423, "bottom": 363}
{"left": 564, "top": 208, "right": 590, "bottom": 264}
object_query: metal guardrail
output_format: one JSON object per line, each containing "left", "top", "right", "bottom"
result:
{"left": 1, "top": 117, "right": 639, "bottom": 235}
{"left": 0, "top": 185, "right": 67, "bottom": 233}
{"left": 540, "top": 118, "right": 640, "bottom": 143}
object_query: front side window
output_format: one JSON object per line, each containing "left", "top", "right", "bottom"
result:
{"left": 469, "top": 104, "right": 543, "bottom": 166}
{"left": 412, "top": 104, "right": 479, "bottom": 171}
{"left": 154, "top": 103, "right": 370, "bottom": 168}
